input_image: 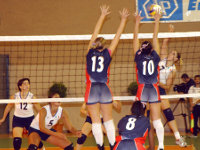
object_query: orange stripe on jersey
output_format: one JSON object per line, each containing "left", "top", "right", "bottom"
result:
{"left": 153, "top": 84, "right": 161, "bottom": 101}
{"left": 136, "top": 84, "right": 145, "bottom": 101}
{"left": 84, "top": 82, "right": 91, "bottom": 103}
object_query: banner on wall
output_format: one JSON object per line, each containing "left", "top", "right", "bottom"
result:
{"left": 136, "top": 0, "right": 200, "bottom": 22}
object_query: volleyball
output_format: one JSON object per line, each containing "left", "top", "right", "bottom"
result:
{"left": 149, "top": 4, "right": 162, "bottom": 16}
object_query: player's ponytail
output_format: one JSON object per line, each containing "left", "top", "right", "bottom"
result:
{"left": 131, "top": 101, "right": 145, "bottom": 118}
{"left": 92, "top": 37, "right": 106, "bottom": 50}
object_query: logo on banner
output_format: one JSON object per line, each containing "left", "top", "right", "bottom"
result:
{"left": 137, "top": 0, "right": 182, "bottom": 22}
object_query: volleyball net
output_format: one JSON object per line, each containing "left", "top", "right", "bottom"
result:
{"left": 0, "top": 32, "right": 200, "bottom": 103}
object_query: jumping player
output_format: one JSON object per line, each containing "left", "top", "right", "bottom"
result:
{"left": 27, "top": 92, "right": 81, "bottom": 150}
{"left": 114, "top": 101, "right": 154, "bottom": 150}
{"left": 133, "top": 11, "right": 164, "bottom": 150}
{"left": 158, "top": 24, "right": 186, "bottom": 147}
{"left": 0, "top": 78, "right": 44, "bottom": 150}
{"left": 76, "top": 101, "right": 121, "bottom": 150}
{"left": 85, "top": 5, "right": 129, "bottom": 150}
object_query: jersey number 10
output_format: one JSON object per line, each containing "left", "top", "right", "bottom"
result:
{"left": 143, "top": 60, "right": 155, "bottom": 75}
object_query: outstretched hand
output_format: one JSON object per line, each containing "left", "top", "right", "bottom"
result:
{"left": 119, "top": 8, "right": 130, "bottom": 19}
{"left": 100, "top": 5, "right": 111, "bottom": 16}
{"left": 168, "top": 24, "right": 174, "bottom": 32}
{"left": 0, "top": 119, "right": 4, "bottom": 125}
{"left": 134, "top": 11, "right": 144, "bottom": 23}
{"left": 153, "top": 12, "right": 162, "bottom": 22}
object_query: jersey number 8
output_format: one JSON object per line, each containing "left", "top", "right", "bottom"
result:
{"left": 126, "top": 118, "right": 137, "bottom": 130}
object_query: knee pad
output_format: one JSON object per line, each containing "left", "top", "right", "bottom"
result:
{"left": 27, "top": 144, "right": 38, "bottom": 150}
{"left": 38, "top": 141, "right": 43, "bottom": 149}
{"left": 64, "top": 143, "right": 73, "bottom": 150}
{"left": 77, "top": 134, "right": 87, "bottom": 144}
{"left": 163, "top": 108, "right": 174, "bottom": 122}
{"left": 13, "top": 137, "right": 22, "bottom": 150}
{"left": 153, "top": 119, "right": 164, "bottom": 131}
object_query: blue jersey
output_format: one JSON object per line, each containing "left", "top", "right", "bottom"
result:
{"left": 117, "top": 115, "right": 150, "bottom": 140}
{"left": 86, "top": 48, "right": 111, "bottom": 83}
{"left": 135, "top": 50, "right": 160, "bottom": 84}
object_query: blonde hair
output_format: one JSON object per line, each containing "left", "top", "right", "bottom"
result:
{"left": 91, "top": 37, "right": 106, "bottom": 49}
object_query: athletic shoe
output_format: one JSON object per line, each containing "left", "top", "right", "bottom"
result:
{"left": 97, "top": 144, "right": 105, "bottom": 150}
{"left": 176, "top": 136, "right": 187, "bottom": 147}
{"left": 189, "top": 135, "right": 198, "bottom": 138}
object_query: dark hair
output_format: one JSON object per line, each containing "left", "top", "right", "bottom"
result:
{"left": 48, "top": 82, "right": 67, "bottom": 98}
{"left": 181, "top": 73, "right": 189, "bottom": 79}
{"left": 140, "top": 41, "right": 152, "bottom": 55}
{"left": 177, "top": 52, "right": 181, "bottom": 61}
{"left": 17, "top": 78, "right": 30, "bottom": 91}
{"left": 92, "top": 37, "right": 106, "bottom": 50}
{"left": 131, "top": 101, "right": 145, "bottom": 118}
{"left": 194, "top": 75, "right": 200, "bottom": 80}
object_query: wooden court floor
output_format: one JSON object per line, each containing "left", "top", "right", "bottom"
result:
{"left": 0, "top": 133, "right": 199, "bottom": 150}
{"left": 0, "top": 145, "right": 196, "bottom": 150}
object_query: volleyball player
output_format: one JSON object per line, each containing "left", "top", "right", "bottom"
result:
{"left": 76, "top": 100, "right": 121, "bottom": 150}
{"left": 158, "top": 24, "right": 187, "bottom": 147}
{"left": 114, "top": 101, "right": 154, "bottom": 150}
{"left": 0, "top": 78, "right": 44, "bottom": 150}
{"left": 85, "top": 5, "right": 129, "bottom": 150}
{"left": 27, "top": 92, "right": 81, "bottom": 150}
{"left": 133, "top": 12, "right": 164, "bottom": 150}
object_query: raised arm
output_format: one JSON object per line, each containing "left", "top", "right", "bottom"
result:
{"left": 133, "top": 11, "right": 144, "bottom": 55}
{"left": 153, "top": 13, "right": 161, "bottom": 55}
{"left": 160, "top": 24, "right": 174, "bottom": 60}
{"left": 109, "top": 8, "right": 129, "bottom": 56}
{"left": 87, "top": 5, "right": 110, "bottom": 53}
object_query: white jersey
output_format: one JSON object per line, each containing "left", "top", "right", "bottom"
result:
{"left": 159, "top": 58, "right": 176, "bottom": 84}
{"left": 30, "top": 105, "right": 63, "bottom": 130}
{"left": 188, "top": 86, "right": 200, "bottom": 105}
{"left": 14, "top": 92, "right": 34, "bottom": 118}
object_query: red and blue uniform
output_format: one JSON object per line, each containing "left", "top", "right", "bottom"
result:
{"left": 135, "top": 50, "right": 161, "bottom": 103}
{"left": 85, "top": 48, "right": 113, "bottom": 104}
{"left": 114, "top": 115, "right": 150, "bottom": 150}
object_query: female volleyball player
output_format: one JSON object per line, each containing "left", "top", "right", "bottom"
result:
{"left": 0, "top": 78, "right": 44, "bottom": 150}
{"left": 85, "top": 5, "right": 129, "bottom": 150}
{"left": 158, "top": 24, "right": 186, "bottom": 147}
{"left": 133, "top": 11, "right": 164, "bottom": 150}
{"left": 27, "top": 92, "right": 81, "bottom": 150}
{"left": 114, "top": 101, "right": 154, "bottom": 150}
{"left": 76, "top": 101, "right": 121, "bottom": 150}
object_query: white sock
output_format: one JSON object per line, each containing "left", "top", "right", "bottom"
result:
{"left": 92, "top": 123, "right": 103, "bottom": 146}
{"left": 174, "top": 131, "right": 181, "bottom": 140}
{"left": 103, "top": 119, "right": 116, "bottom": 146}
{"left": 153, "top": 119, "right": 164, "bottom": 149}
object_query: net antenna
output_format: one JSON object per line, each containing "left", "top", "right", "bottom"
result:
{"left": 0, "top": 32, "right": 200, "bottom": 103}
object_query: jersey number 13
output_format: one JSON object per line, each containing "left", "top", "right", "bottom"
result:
{"left": 91, "top": 56, "right": 104, "bottom": 72}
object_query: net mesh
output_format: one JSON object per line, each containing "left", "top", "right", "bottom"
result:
{"left": 0, "top": 33, "right": 200, "bottom": 101}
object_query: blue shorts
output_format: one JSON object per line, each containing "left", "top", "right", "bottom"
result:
{"left": 85, "top": 82, "right": 113, "bottom": 104}
{"left": 136, "top": 84, "right": 161, "bottom": 103}
{"left": 159, "top": 86, "right": 166, "bottom": 95}
{"left": 12, "top": 115, "right": 34, "bottom": 130}
{"left": 29, "top": 127, "right": 56, "bottom": 141}
{"left": 115, "top": 140, "right": 138, "bottom": 150}
{"left": 85, "top": 115, "right": 104, "bottom": 124}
